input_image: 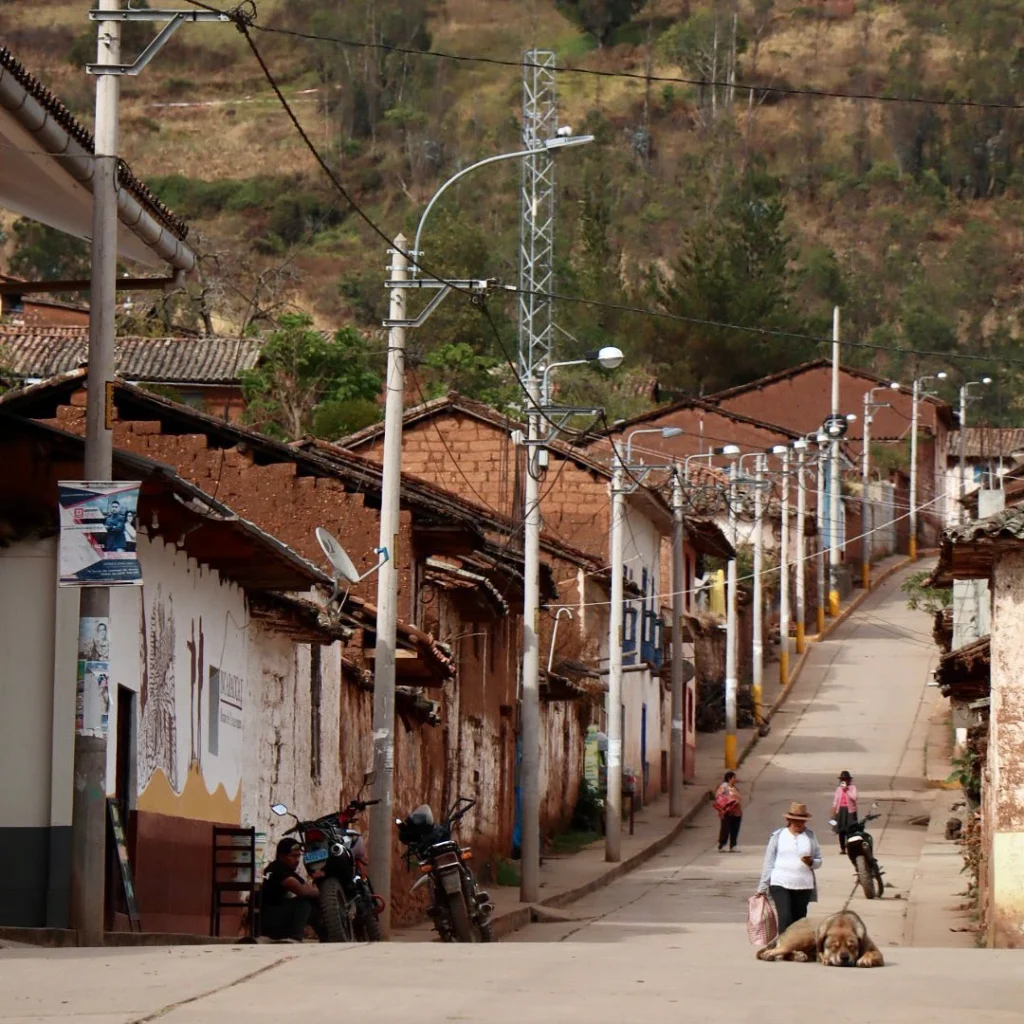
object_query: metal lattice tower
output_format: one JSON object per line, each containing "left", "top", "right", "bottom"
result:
{"left": 517, "top": 50, "right": 558, "bottom": 394}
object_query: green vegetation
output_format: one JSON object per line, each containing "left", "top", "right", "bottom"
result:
{"left": 901, "top": 570, "right": 952, "bottom": 614}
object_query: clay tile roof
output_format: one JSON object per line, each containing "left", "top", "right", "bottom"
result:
{"left": 0, "top": 327, "right": 262, "bottom": 384}
{"left": 948, "top": 427, "right": 1024, "bottom": 459}
{"left": 0, "top": 46, "right": 188, "bottom": 241}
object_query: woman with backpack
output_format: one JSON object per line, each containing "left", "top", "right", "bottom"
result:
{"left": 714, "top": 771, "right": 742, "bottom": 852}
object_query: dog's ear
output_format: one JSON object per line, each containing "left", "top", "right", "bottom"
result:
{"left": 815, "top": 918, "right": 830, "bottom": 958}
{"left": 849, "top": 911, "right": 867, "bottom": 943}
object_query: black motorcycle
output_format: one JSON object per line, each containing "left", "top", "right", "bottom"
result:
{"left": 830, "top": 803, "right": 885, "bottom": 900}
{"left": 397, "top": 796, "right": 494, "bottom": 943}
{"left": 271, "top": 771, "right": 383, "bottom": 942}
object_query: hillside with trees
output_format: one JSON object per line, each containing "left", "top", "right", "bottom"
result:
{"left": 3, "top": 0, "right": 1024, "bottom": 430}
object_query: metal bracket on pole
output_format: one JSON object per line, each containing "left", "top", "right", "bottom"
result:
{"left": 382, "top": 284, "right": 453, "bottom": 329}
{"left": 87, "top": 9, "right": 234, "bottom": 76}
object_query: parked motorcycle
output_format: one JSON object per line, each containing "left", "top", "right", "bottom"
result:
{"left": 829, "top": 802, "right": 885, "bottom": 900}
{"left": 270, "top": 771, "right": 383, "bottom": 942}
{"left": 396, "top": 796, "right": 494, "bottom": 942}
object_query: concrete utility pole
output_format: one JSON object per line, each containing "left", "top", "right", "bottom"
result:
{"left": 828, "top": 307, "right": 842, "bottom": 618}
{"left": 369, "top": 235, "right": 409, "bottom": 935}
{"left": 959, "top": 378, "right": 993, "bottom": 523}
{"left": 752, "top": 455, "right": 765, "bottom": 722}
{"left": 70, "top": 0, "right": 121, "bottom": 947}
{"left": 795, "top": 444, "right": 807, "bottom": 654}
{"left": 519, "top": 374, "right": 543, "bottom": 893}
{"left": 606, "top": 448, "right": 625, "bottom": 861}
{"left": 670, "top": 466, "right": 686, "bottom": 816}
{"left": 861, "top": 389, "right": 872, "bottom": 592}
{"left": 725, "top": 460, "right": 739, "bottom": 770}
{"left": 815, "top": 438, "right": 826, "bottom": 634}
{"left": 778, "top": 447, "right": 791, "bottom": 687}
{"left": 910, "top": 372, "right": 948, "bottom": 558}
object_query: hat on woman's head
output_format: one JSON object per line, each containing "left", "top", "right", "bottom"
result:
{"left": 839, "top": 771, "right": 852, "bottom": 782}
{"left": 784, "top": 801, "right": 812, "bottom": 821}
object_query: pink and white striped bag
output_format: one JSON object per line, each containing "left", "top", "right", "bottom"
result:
{"left": 747, "top": 892, "right": 779, "bottom": 947}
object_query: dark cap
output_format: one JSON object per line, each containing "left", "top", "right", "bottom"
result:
{"left": 276, "top": 837, "right": 303, "bottom": 858}
{"left": 839, "top": 771, "right": 852, "bottom": 782}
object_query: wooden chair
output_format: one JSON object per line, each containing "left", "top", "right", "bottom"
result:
{"left": 211, "top": 825, "right": 257, "bottom": 938}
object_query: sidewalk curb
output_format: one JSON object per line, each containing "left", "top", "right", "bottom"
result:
{"left": 492, "top": 553, "right": 926, "bottom": 940}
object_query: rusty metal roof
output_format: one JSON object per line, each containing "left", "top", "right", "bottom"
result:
{"left": 948, "top": 427, "right": 1024, "bottom": 459}
{"left": 931, "top": 506, "right": 1024, "bottom": 584}
{"left": 0, "top": 327, "right": 261, "bottom": 384}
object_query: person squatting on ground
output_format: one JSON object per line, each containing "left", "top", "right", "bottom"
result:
{"left": 756, "top": 802, "right": 823, "bottom": 934}
{"left": 714, "top": 771, "right": 742, "bottom": 852}
{"left": 261, "top": 837, "right": 323, "bottom": 942}
{"left": 831, "top": 771, "right": 858, "bottom": 854}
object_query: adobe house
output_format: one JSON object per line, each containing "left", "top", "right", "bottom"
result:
{"left": 2, "top": 374, "right": 609, "bottom": 924}
{"left": 929, "top": 506, "right": 1024, "bottom": 947}
{"left": 0, "top": 326, "right": 260, "bottom": 421}
{"left": 0, "top": 411, "right": 362, "bottom": 933}
{"left": 340, "top": 393, "right": 733, "bottom": 794}
{"left": 946, "top": 427, "right": 1024, "bottom": 524}
{"left": 704, "top": 359, "right": 955, "bottom": 545}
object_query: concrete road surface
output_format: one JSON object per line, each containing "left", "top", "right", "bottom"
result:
{"left": 3, "top": 568, "right": 1020, "bottom": 1022}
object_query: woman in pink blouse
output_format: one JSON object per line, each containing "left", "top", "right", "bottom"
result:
{"left": 831, "top": 771, "right": 858, "bottom": 853}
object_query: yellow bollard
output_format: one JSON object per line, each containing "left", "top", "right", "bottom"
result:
{"left": 816, "top": 605, "right": 826, "bottom": 634}
{"left": 828, "top": 589, "right": 840, "bottom": 618}
{"left": 724, "top": 732, "right": 737, "bottom": 770}
{"left": 796, "top": 621, "right": 806, "bottom": 654}
{"left": 862, "top": 562, "right": 870, "bottom": 592}
{"left": 779, "top": 649, "right": 790, "bottom": 688}
{"left": 909, "top": 536, "right": 918, "bottom": 561}
{"left": 752, "top": 683, "right": 763, "bottom": 726}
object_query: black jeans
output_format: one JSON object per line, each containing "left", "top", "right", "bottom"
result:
{"left": 718, "top": 814, "right": 741, "bottom": 850}
{"left": 261, "top": 897, "right": 313, "bottom": 941}
{"left": 769, "top": 885, "right": 812, "bottom": 935}
{"left": 834, "top": 807, "right": 852, "bottom": 852}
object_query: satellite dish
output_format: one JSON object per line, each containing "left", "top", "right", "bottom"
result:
{"left": 316, "top": 527, "right": 360, "bottom": 584}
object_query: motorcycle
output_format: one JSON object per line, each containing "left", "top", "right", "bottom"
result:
{"left": 396, "top": 796, "right": 494, "bottom": 943}
{"left": 270, "top": 771, "right": 383, "bottom": 942}
{"left": 829, "top": 802, "right": 885, "bottom": 900}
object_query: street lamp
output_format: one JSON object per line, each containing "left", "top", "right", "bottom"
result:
{"left": 822, "top": 412, "right": 857, "bottom": 617}
{"left": 372, "top": 136, "right": 593, "bottom": 929}
{"left": 684, "top": 444, "right": 741, "bottom": 481}
{"left": 861, "top": 383, "right": 901, "bottom": 590}
{"left": 412, "top": 133, "right": 595, "bottom": 274}
{"left": 528, "top": 346, "right": 626, "bottom": 874}
{"left": 910, "top": 371, "right": 947, "bottom": 559}
{"left": 958, "top": 377, "right": 993, "bottom": 521}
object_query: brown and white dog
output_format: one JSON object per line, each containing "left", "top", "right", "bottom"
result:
{"left": 756, "top": 910, "right": 884, "bottom": 968}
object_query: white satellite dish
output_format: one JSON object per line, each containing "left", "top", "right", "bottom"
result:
{"left": 315, "top": 527, "right": 389, "bottom": 590}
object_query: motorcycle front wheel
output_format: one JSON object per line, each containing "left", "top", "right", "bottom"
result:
{"left": 855, "top": 856, "right": 875, "bottom": 899}
{"left": 872, "top": 864, "right": 885, "bottom": 898}
{"left": 319, "top": 877, "right": 354, "bottom": 942}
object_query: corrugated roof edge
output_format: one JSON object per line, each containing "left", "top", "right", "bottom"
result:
{"left": 0, "top": 45, "right": 188, "bottom": 241}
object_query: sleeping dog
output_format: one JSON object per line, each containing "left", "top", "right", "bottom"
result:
{"left": 756, "top": 910, "right": 884, "bottom": 967}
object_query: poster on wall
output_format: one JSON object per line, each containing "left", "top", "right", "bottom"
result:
{"left": 76, "top": 617, "right": 111, "bottom": 737}
{"left": 58, "top": 481, "right": 143, "bottom": 587}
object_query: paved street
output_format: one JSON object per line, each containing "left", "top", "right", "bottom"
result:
{"left": 3, "top": 566, "right": 1020, "bottom": 1023}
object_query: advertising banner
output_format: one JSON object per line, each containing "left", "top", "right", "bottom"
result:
{"left": 58, "top": 481, "right": 142, "bottom": 587}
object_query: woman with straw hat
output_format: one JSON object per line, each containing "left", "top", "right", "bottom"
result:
{"left": 755, "top": 802, "right": 823, "bottom": 935}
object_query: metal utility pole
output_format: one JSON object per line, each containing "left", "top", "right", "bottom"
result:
{"left": 606, "top": 449, "right": 625, "bottom": 861}
{"left": 725, "top": 460, "right": 739, "bottom": 770}
{"left": 795, "top": 445, "right": 807, "bottom": 654}
{"left": 670, "top": 466, "right": 685, "bottom": 816}
{"left": 861, "top": 389, "right": 872, "bottom": 592}
{"left": 516, "top": 49, "right": 557, "bottom": 903}
{"left": 778, "top": 447, "right": 791, "bottom": 687}
{"left": 752, "top": 455, "right": 765, "bottom": 723}
{"left": 910, "top": 372, "right": 948, "bottom": 558}
{"left": 828, "top": 307, "right": 842, "bottom": 618}
{"left": 70, "top": 0, "right": 121, "bottom": 947}
{"left": 368, "top": 235, "right": 409, "bottom": 935}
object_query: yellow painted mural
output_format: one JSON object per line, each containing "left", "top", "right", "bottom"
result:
{"left": 138, "top": 762, "right": 241, "bottom": 824}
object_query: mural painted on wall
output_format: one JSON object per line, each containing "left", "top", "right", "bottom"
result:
{"left": 139, "top": 585, "right": 179, "bottom": 793}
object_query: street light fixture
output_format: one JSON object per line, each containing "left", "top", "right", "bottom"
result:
{"left": 373, "top": 133, "right": 593, "bottom": 928}
{"left": 958, "top": 377, "right": 994, "bottom": 519}
{"left": 541, "top": 346, "right": 625, "bottom": 402}
{"left": 910, "top": 371, "right": 948, "bottom": 559}
{"left": 622, "top": 425, "right": 683, "bottom": 464}
{"left": 861, "top": 384, "right": 901, "bottom": 590}
{"left": 412, "top": 134, "right": 595, "bottom": 274}
{"left": 684, "top": 445, "right": 740, "bottom": 481}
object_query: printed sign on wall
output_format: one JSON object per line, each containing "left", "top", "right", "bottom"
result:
{"left": 76, "top": 616, "right": 111, "bottom": 737}
{"left": 58, "top": 481, "right": 142, "bottom": 587}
